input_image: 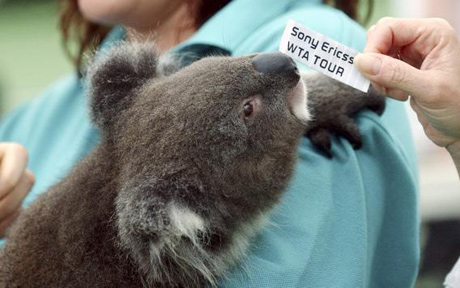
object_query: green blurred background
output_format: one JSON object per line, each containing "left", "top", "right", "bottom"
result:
{"left": 0, "top": 0, "right": 73, "bottom": 115}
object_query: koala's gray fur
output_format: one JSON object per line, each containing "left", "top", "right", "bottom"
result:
{"left": 0, "top": 42, "right": 384, "bottom": 288}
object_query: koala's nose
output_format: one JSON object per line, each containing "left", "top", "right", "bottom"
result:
{"left": 252, "top": 52, "right": 299, "bottom": 79}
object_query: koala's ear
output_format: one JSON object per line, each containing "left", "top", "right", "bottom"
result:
{"left": 87, "top": 41, "right": 159, "bottom": 128}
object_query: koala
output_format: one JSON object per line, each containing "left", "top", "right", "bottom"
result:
{"left": 0, "top": 42, "right": 384, "bottom": 288}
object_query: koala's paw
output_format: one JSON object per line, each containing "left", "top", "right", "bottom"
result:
{"left": 304, "top": 74, "right": 385, "bottom": 157}
{"left": 306, "top": 115, "right": 363, "bottom": 157}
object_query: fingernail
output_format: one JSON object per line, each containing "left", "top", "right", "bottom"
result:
{"left": 355, "top": 53, "right": 381, "bottom": 76}
{"left": 368, "top": 25, "right": 376, "bottom": 33}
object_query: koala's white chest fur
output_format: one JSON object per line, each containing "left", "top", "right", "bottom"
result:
{"left": 146, "top": 203, "right": 271, "bottom": 287}
{"left": 169, "top": 204, "right": 206, "bottom": 242}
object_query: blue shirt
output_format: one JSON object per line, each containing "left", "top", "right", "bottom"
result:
{"left": 0, "top": 0, "right": 419, "bottom": 287}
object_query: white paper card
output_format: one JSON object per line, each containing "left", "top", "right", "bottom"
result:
{"left": 279, "top": 19, "right": 370, "bottom": 93}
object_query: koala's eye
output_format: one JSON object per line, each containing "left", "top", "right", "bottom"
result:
{"left": 243, "top": 103, "right": 254, "bottom": 117}
{"left": 241, "top": 97, "right": 260, "bottom": 121}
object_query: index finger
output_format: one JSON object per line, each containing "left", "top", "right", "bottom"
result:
{"left": 364, "top": 18, "right": 440, "bottom": 57}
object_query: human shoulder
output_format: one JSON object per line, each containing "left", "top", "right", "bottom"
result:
{"left": 234, "top": 4, "right": 365, "bottom": 55}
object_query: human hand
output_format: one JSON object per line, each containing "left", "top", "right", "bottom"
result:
{"left": 0, "top": 143, "right": 35, "bottom": 237}
{"left": 354, "top": 18, "right": 460, "bottom": 155}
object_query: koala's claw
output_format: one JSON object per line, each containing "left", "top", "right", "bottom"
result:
{"left": 306, "top": 116, "right": 362, "bottom": 157}
{"left": 336, "top": 118, "right": 363, "bottom": 150}
{"left": 307, "top": 128, "right": 332, "bottom": 157}
{"left": 363, "top": 90, "right": 386, "bottom": 116}
{"left": 369, "top": 101, "right": 385, "bottom": 116}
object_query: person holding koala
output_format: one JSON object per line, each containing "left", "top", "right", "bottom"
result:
{"left": 0, "top": 1, "right": 419, "bottom": 287}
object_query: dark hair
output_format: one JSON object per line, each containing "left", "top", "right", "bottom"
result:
{"left": 58, "top": 0, "right": 372, "bottom": 70}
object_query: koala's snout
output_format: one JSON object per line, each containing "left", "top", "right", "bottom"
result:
{"left": 252, "top": 52, "right": 299, "bottom": 82}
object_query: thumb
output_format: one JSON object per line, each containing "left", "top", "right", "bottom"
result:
{"left": 355, "top": 53, "right": 427, "bottom": 99}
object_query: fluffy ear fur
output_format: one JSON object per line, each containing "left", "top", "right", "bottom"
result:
{"left": 86, "top": 42, "right": 160, "bottom": 129}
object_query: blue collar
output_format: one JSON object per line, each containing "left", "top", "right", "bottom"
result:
{"left": 98, "top": 25, "right": 125, "bottom": 53}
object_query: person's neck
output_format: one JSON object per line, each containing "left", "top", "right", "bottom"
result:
{"left": 126, "top": 4, "right": 197, "bottom": 54}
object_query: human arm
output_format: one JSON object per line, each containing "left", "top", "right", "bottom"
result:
{"left": 354, "top": 17, "right": 460, "bottom": 177}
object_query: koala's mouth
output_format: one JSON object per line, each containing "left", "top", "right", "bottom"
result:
{"left": 287, "top": 78, "right": 310, "bottom": 124}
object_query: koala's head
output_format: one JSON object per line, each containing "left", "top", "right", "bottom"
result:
{"left": 88, "top": 42, "right": 309, "bottom": 282}
{"left": 89, "top": 42, "right": 308, "bottom": 198}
